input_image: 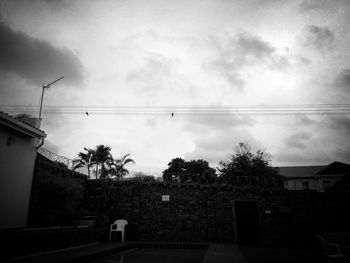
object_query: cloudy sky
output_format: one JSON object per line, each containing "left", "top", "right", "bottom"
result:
{"left": 1, "top": 0, "right": 350, "bottom": 176}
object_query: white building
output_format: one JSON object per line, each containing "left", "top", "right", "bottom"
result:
{"left": 0, "top": 112, "right": 46, "bottom": 229}
{"left": 278, "top": 162, "right": 350, "bottom": 192}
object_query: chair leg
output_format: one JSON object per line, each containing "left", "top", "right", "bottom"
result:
{"left": 121, "top": 231, "right": 124, "bottom": 243}
{"left": 109, "top": 230, "right": 112, "bottom": 242}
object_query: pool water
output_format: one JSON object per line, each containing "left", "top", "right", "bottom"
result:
{"left": 89, "top": 248, "right": 206, "bottom": 263}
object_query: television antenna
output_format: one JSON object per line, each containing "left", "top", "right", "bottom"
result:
{"left": 39, "top": 76, "right": 64, "bottom": 119}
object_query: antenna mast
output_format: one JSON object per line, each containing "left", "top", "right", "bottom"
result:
{"left": 39, "top": 76, "right": 64, "bottom": 119}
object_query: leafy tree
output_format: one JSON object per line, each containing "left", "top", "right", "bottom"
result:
{"left": 186, "top": 159, "right": 217, "bottom": 184}
{"left": 218, "top": 143, "right": 283, "bottom": 186}
{"left": 108, "top": 154, "right": 135, "bottom": 179}
{"left": 72, "top": 147, "right": 95, "bottom": 179}
{"left": 73, "top": 145, "right": 135, "bottom": 179}
{"left": 163, "top": 158, "right": 187, "bottom": 183}
{"left": 163, "top": 158, "right": 217, "bottom": 184}
{"left": 73, "top": 145, "right": 113, "bottom": 179}
{"left": 93, "top": 145, "right": 113, "bottom": 179}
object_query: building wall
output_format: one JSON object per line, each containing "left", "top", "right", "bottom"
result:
{"left": 285, "top": 178, "right": 342, "bottom": 192}
{"left": 286, "top": 178, "right": 318, "bottom": 191}
{"left": 316, "top": 176, "right": 342, "bottom": 192}
{"left": 0, "top": 126, "right": 38, "bottom": 229}
{"left": 28, "top": 153, "right": 87, "bottom": 227}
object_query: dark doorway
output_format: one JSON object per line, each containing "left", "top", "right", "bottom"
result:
{"left": 234, "top": 200, "right": 260, "bottom": 246}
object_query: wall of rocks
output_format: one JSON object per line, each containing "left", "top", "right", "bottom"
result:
{"left": 83, "top": 181, "right": 304, "bottom": 246}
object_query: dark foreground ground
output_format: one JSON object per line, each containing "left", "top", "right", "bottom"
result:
{"left": 1, "top": 242, "right": 324, "bottom": 263}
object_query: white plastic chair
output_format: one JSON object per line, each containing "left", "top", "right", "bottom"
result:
{"left": 109, "top": 219, "right": 128, "bottom": 242}
{"left": 316, "top": 234, "right": 349, "bottom": 263}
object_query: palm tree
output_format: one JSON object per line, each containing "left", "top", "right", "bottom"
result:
{"left": 72, "top": 147, "right": 95, "bottom": 179}
{"left": 73, "top": 145, "right": 134, "bottom": 179}
{"left": 110, "top": 154, "right": 135, "bottom": 178}
{"left": 73, "top": 145, "right": 113, "bottom": 179}
{"left": 92, "top": 145, "right": 112, "bottom": 179}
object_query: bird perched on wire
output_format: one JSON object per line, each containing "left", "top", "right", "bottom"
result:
{"left": 86, "top": 112, "right": 89, "bottom": 116}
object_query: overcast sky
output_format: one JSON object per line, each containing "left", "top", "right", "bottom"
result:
{"left": 1, "top": 0, "right": 350, "bottom": 176}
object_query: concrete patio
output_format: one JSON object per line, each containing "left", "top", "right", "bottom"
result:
{"left": 2, "top": 242, "right": 322, "bottom": 263}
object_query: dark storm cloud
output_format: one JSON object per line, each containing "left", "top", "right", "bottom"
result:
{"left": 234, "top": 33, "right": 276, "bottom": 59}
{"left": 41, "top": 0, "right": 65, "bottom": 5}
{"left": 283, "top": 131, "right": 312, "bottom": 149}
{"left": 185, "top": 112, "right": 255, "bottom": 133}
{"left": 277, "top": 150, "right": 331, "bottom": 165}
{"left": 126, "top": 53, "right": 177, "bottom": 94}
{"left": 208, "top": 58, "right": 245, "bottom": 89}
{"left": 0, "top": 21, "right": 83, "bottom": 86}
{"left": 334, "top": 147, "right": 350, "bottom": 162}
{"left": 299, "top": 0, "right": 350, "bottom": 13}
{"left": 184, "top": 110, "right": 258, "bottom": 165}
{"left": 295, "top": 114, "right": 317, "bottom": 126}
{"left": 322, "top": 116, "right": 350, "bottom": 135}
{"left": 6, "top": 0, "right": 68, "bottom": 9}
{"left": 299, "top": 1, "right": 329, "bottom": 12}
{"left": 126, "top": 53, "right": 173, "bottom": 82}
{"left": 334, "top": 69, "right": 350, "bottom": 93}
{"left": 299, "top": 56, "right": 312, "bottom": 65}
{"left": 207, "top": 32, "right": 289, "bottom": 90}
{"left": 304, "top": 25, "right": 335, "bottom": 52}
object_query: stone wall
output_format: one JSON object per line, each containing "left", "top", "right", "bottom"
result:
{"left": 28, "top": 158, "right": 350, "bottom": 247}
{"left": 83, "top": 180, "right": 301, "bottom": 246}
{"left": 28, "top": 153, "right": 87, "bottom": 227}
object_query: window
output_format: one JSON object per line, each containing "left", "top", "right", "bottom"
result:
{"left": 302, "top": 181, "right": 309, "bottom": 190}
{"left": 323, "top": 180, "right": 332, "bottom": 190}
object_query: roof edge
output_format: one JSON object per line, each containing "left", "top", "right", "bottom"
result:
{"left": 0, "top": 111, "right": 47, "bottom": 138}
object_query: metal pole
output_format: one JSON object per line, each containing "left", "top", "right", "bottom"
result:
{"left": 38, "top": 76, "right": 64, "bottom": 120}
{"left": 39, "top": 86, "right": 45, "bottom": 119}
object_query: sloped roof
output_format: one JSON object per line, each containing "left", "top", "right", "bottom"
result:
{"left": 316, "top": 161, "right": 350, "bottom": 175}
{"left": 278, "top": 165, "right": 326, "bottom": 178}
{"left": 278, "top": 162, "right": 350, "bottom": 179}
{"left": 328, "top": 172, "right": 350, "bottom": 193}
{"left": 0, "top": 111, "right": 46, "bottom": 138}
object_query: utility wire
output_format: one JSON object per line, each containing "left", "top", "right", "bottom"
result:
{"left": 2, "top": 104, "right": 350, "bottom": 108}
{"left": 1, "top": 104, "right": 350, "bottom": 116}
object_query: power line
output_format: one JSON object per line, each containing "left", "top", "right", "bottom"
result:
{"left": 2, "top": 103, "right": 350, "bottom": 108}
{"left": 1, "top": 104, "right": 350, "bottom": 116}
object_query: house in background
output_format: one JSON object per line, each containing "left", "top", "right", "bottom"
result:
{"left": 0, "top": 112, "right": 46, "bottom": 229}
{"left": 279, "top": 161, "right": 350, "bottom": 192}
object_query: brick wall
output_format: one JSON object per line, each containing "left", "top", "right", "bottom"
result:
{"left": 28, "top": 159, "right": 350, "bottom": 248}
{"left": 28, "top": 153, "right": 87, "bottom": 227}
{"left": 83, "top": 180, "right": 300, "bottom": 246}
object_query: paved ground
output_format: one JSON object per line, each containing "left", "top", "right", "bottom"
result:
{"left": 202, "top": 244, "right": 248, "bottom": 263}
{"left": 89, "top": 248, "right": 206, "bottom": 263}
{"left": 1, "top": 243, "right": 123, "bottom": 263}
{"left": 2, "top": 242, "right": 323, "bottom": 263}
{"left": 238, "top": 246, "right": 323, "bottom": 263}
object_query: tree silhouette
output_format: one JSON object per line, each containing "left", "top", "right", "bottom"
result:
{"left": 93, "top": 145, "right": 113, "bottom": 179}
{"left": 218, "top": 142, "right": 283, "bottom": 186}
{"left": 109, "top": 154, "right": 135, "bottom": 178}
{"left": 72, "top": 147, "right": 95, "bottom": 179}
{"left": 163, "top": 158, "right": 217, "bottom": 184}
{"left": 73, "top": 145, "right": 113, "bottom": 179}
